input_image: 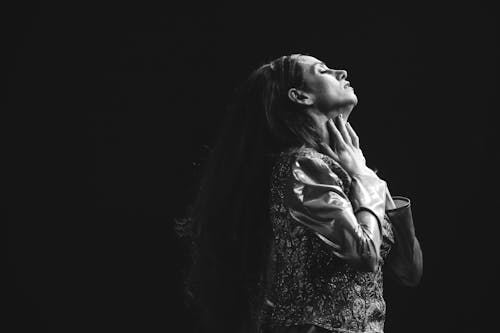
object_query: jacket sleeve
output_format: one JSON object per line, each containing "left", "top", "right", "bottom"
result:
{"left": 287, "top": 154, "right": 387, "bottom": 272}
{"left": 385, "top": 196, "right": 423, "bottom": 286}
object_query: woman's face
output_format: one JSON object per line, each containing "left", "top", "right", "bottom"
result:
{"left": 297, "top": 55, "right": 358, "bottom": 112}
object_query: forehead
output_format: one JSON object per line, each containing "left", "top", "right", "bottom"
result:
{"left": 298, "top": 55, "right": 325, "bottom": 68}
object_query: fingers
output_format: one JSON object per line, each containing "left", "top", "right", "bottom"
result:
{"left": 335, "top": 115, "right": 352, "bottom": 145}
{"left": 327, "top": 117, "right": 346, "bottom": 150}
{"left": 318, "top": 142, "right": 340, "bottom": 161}
{"left": 346, "top": 122, "right": 360, "bottom": 148}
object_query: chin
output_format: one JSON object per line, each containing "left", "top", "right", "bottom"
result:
{"left": 349, "top": 92, "right": 358, "bottom": 105}
{"left": 342, "top": 96, "right": 358, "bottom": 109}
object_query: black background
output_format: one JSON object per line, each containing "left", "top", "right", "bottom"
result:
{"left": 6, "top": 2, "right": 497, "bottom": 332}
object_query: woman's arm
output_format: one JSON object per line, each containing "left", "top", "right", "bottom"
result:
{"left": 290, "top": 114, "right": 390, "bottom": 272}
{"left": 384, "top": 188, "right": 423, "bottom": 286}
{"left": 289, "top": 154, "right": 387, "bottom": 273}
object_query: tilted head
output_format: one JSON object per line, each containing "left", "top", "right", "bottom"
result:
{"left": 288, "top": 55, "right": 357, "bottom": 112}
{"left": 179, "top": 54, "right": 359, "bottom": 331}
{"left": 237, "top": 54, "right": 357, "bottom": 151}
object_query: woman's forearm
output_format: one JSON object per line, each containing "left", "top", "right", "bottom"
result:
{"left": 346, "top": 172, "right": 388, "bottom": 272}
{"left": 352, "top": 210, "right": 383, "bottom": 272}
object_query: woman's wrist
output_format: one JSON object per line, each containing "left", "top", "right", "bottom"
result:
{"left": 351, "top": 170, "right": 384, "bottom": 191}
{"left": 351, "top": 167, "right": 378, "bottom": 179}
{"left": 350, "top": 175, "right": 387, "bottom": 225}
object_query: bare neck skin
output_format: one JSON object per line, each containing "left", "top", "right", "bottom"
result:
{"left": 306, "top": 105, "right": 355, "bottom": 144}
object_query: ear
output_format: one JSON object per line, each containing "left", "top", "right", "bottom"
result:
{"left": 288, "top": 88, "right": 313, "bottom": 106}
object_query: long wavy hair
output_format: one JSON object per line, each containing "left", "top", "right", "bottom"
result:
{"left": 175, "top": 54, "right": 322, "bottom": 333}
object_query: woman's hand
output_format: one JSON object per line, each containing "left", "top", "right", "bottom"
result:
{"left": 318, "top": 114, "right": 374, "bottom": 178}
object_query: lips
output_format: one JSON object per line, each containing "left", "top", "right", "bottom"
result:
{"left": 343, "top": 81, "right": 351, "bottom": 89}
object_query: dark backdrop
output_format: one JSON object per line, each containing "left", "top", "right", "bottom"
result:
{"left": 6, "top": 2, "right": 497, "bottom": 332}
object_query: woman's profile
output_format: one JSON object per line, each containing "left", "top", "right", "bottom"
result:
{"left": 175, "top": 54, "right": 423, "bottom": 333}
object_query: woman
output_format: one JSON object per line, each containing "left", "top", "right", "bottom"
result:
{"left": 176, "top": 54, "right": 423, "bottom": 333}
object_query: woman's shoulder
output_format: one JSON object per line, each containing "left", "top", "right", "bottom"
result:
{"left": 271, "top": 145, "right": 313, "bottom": 177}
{"left": 275, "top": 145, "right": 323, "bottom": 162}
{"left": 271, "top": 145, "right": 317, "bottom": 173}
{"left": 276, "top": 145, "right": 340, "bottom": 171}
{"left": 272, "top": 145, "right": 351, "bottom": 190}
{"left": 278, "top": 146, "right": 352, "bottom": 192}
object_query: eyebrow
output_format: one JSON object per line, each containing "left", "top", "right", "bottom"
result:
{"left": 311, "top": 61, "right": 327, "bottom": 72}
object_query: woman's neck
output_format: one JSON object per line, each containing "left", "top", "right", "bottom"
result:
{"left": 306, "top": 106, "right": 354, "bottom": 144}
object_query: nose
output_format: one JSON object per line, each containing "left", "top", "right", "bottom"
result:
{"left": 336, "top": 70, "right": 347, "bottom": 80}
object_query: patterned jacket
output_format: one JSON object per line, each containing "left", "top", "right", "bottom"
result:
{"left": 259, "top": 145, "right": 416, "bottom": 333}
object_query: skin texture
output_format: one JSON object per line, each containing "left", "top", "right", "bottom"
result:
{"left": 288, "top": 56, "right": 398, "bottom": 267}
{"left": 288, "top": 55, "right": 358, "bottom": 145}
{"left": 287, "top": 55, "right": 396, "bottom": 209}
